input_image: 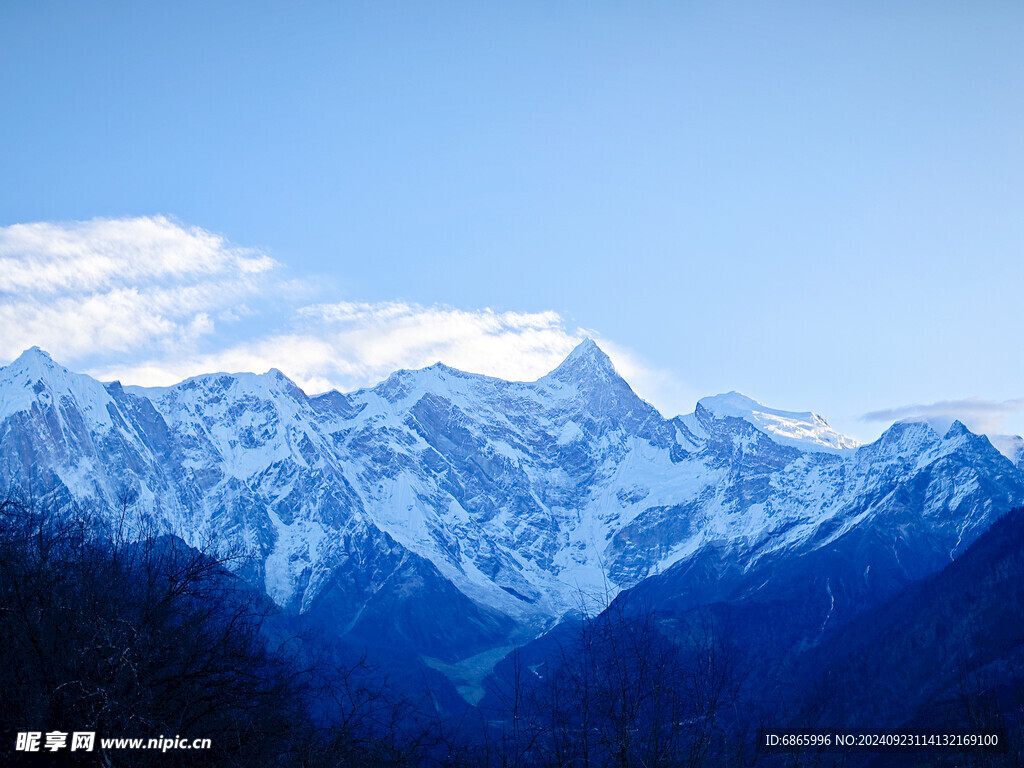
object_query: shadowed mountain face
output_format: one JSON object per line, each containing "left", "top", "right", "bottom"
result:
{"left": 788, "top": 505, "right": 1024, "bottom": 726}
{"left": 1, "top": 342, "right": 1022, "bottom": 673}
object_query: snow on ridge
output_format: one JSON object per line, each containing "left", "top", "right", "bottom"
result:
{"left": 696, "top": 391, "right": 860, "bottom": 453}
{"left": 0, "top": 346, "right": 115, "bottom": 428}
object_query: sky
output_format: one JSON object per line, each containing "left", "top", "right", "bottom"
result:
{"left": 1, "top": 1, "right": 1023, "bottom": 444}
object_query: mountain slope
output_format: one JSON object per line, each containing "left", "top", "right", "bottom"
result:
{"left": 787, "top": 504, "right": 1024, "bottom": 753}
{"left": 1, "top": 342, "right": 1021, "bottom": 673}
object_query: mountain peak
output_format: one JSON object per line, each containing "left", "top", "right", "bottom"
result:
{"left": 3, "top": 346, "right": 70, "bottom": 384}
{"left": 0, "top": 347, "right": 114, "bottom": 425}
{"left": 11, "top": 345, "right": 55, "bottom": 368}
{"left": 944, "top": 420, "right": 972, "bottom": 439}
{"left": 546, "top": 339, "right": 618, "bottom": 383}
{"left": 875, "top": 418, "right": 941, "bottom": 449}
{"left": 696, "top": 391, "right": 859, "bottom": 453}
{"left": 698, "top": 391, "right": 765, "bottom": 417}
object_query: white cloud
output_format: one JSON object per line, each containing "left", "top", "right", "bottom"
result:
{"left": 861, "top": 398, "right": 1024, "bottom": 437}
{"left": 93, "top": 299, "right": 694, "bottom": 419}
{"left": 94, "top": 301, "right": 591, "bottom": 393}
{"left": 0, "top": 216, "right": 273, "bottom": 294}
{"left": 0, "top": 216, "right": 276, "bottom": 361}
{"left": 2, "top": 216, "right": 689, "bottom": 417}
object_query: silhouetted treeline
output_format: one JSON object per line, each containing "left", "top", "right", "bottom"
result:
{"left": 5, "top": 493, "right": 1024, "bottom": 767}
{"left": 475, "top": 598, "right": 750, "bottom": 768}
{"left": 0, "top": 495, "right": 452, "bottom": 767}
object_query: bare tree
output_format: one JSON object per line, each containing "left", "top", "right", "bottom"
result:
{"left": 0, "top": 494, "right": 304, "bottom": 766}
{"left": 480, "top": 593, "right": 741, "bottom": 768}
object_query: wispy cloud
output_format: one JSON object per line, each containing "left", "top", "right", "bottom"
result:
{"left": 1, "top": 216, "right": 687, "bottom": 413}
{"left": 93, "top": 299, "right": 693, "bottom": 414}
{"left": 0, "top": 216, "right": 274, "bottom": 294}
{"left": 862, "top": 398, "right": 1024, "bottom": 436}
{"left": 94, "top": 301, "right": 590, "bottom": 394}
{"left": 0, "top": 216, "right": 275, "bottom": 361}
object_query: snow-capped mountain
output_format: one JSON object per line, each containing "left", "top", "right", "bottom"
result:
{"left": 1, "top": 342, "right": 1021, "bottom": 665}
{"left": 693, "top": 391, "right": 859, "bottom": 452}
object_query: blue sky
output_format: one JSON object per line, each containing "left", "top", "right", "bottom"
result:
{"left": 1, "top": 2, "right": 1023, "bottom": 443}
